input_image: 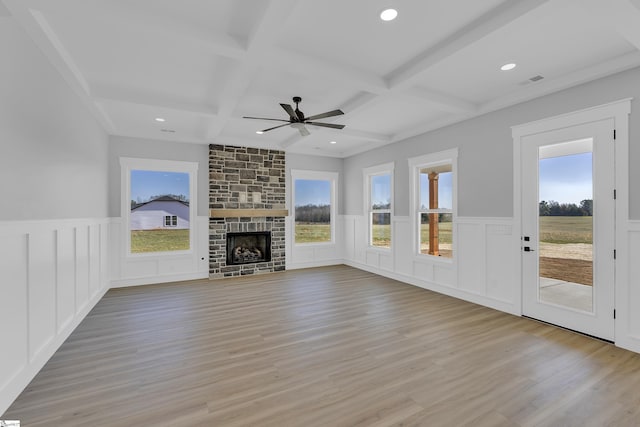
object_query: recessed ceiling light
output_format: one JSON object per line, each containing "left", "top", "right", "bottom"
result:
{"left": 380, "top": 8, "right": 398, "bottom": 21}
{"left": 330, "top": 141, "right": 337, "bottom": 144}
{"left": 256, "top": 131, "right": 264, "bottom": 135}
{"left": 155, "top": 117, "right": 166, "bottom": 122}
{"left": 500, "top": 63, "right": 517, "bottom": 71}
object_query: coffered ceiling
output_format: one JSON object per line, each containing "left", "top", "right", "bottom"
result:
{"left": 4, "top": 0, "right": 640, "bottom": 157}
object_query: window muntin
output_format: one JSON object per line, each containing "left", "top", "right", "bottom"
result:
{"left": 292, "top": 170, "right": 337, "bottom": 245}
{"left": 164, "top": 215, "right": 178, "bottom": 227}
{"left": 368, "top": 172, "right": 392, "bottom": 249}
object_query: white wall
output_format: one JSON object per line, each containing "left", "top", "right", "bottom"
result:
{"left": 0, "top": 19, "right": 109, "bottom": 221}
{"left": 0, "top": 16, "right": 110, "bottom": 414}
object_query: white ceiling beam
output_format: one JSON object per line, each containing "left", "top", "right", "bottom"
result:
{"left": 94, "top": 95, "right": 218, "bottom": 118}
{"left": 406, "top": 87, "right": 478, "bottom": 114}
{"left": 206, "top": 0, "right": 300, "bottom": 140}
{"left": 581, "top": 0, "right": 640, "bottom": 50}
{"left": 3, "top": 2, "right": 116, "bottom": 133}
{"left": 387, "top": 0, "right": 550, "bottom": 90}
{"left": 246, "top": 0, "right": 299, "bottom": 51}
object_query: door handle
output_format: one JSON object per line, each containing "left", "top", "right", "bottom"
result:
{"left": 523, "top": 246, "right": 535, "bottom": 252}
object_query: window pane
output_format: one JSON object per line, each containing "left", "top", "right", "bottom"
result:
{"left": 420, "top": 212, "right": 453, "bottom": 258}
{"left": 130, "top": 170, "right": 190, "bottom": 253}
{"left": 371, "top": 174, "right": 391, "bottom": 210}
{"left": 371, "top": 213, "right": 391, "bottom": 248}
{"left": 295, "top": 179, "right": 331, "bottom": 244}
{"left": 419, "top": 167, "right": 452, "bottom": 210}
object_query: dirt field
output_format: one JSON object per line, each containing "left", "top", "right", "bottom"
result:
{"left": 539, "top": 242, "right": 592, "bottom": 286}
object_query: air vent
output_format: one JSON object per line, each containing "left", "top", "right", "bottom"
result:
{"left": 529, "top": 75, "right": 544, "bottom": 82}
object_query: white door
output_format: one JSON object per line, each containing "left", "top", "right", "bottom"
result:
{"left": 521, "top": 119, "right": 615, "bottom": 340}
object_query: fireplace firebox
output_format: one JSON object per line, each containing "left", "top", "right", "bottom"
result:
{"left": 226, "top": 231, "right": 271, "bottom": 265}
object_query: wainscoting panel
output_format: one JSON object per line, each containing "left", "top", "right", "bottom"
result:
{"left": 486, "top": 224, "right": 516, "bottom": 303}
{"left": 75, "top": 225, "right": 90, "bottom": 312}
{"left": 393, "top": 217, "right": 412, "bottom": 276}
{"left": 0, "top": 218, "right": 110, "bottom": 415}
{"left": 0, "top": 234, "right": 28, "bottom": 398}
{"left": 286, "top": 216, "right": 344, "bottom": 270}
{"left": 56, "top": 227, "right": 76, "bottom": 334}
{"left": 27, "top": 230, "right": 57, "bottom": 363}
{"left": 343, "top": 215, "right": 518, "bottom": 314}
{"left": 621, "top": 221, "right": 640, "bottom": 352}
{"left": 457, "top": 222, "right": 486, "bottom": 295}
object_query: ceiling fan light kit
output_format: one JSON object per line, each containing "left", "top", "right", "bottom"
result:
{"left": 243, "top": 96, "right": 345, "bottom": 137}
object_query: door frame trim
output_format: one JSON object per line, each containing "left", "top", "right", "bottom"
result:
{"left": 512, "top": 99, "right": 631, "bottom": 341}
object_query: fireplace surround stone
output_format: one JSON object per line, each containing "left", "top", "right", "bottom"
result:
{"left": 208, "top": 144, "right": 286, "bottom": 278}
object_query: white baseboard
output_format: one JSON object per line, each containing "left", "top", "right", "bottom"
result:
{"left": 286, "top": 258, "right": 343, "bottom": 270}
{"left": 344, "top": 259, "right": 520, "bottom": 316}
{"left": 110, "top": 272, "right": 208, "bottom": 288}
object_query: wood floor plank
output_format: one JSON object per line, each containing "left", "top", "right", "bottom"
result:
{"left": 4, "top": 265, "right": 640, "bottom": 426}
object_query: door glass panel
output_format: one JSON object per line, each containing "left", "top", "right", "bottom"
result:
{"left": 538, "top": 139, "right": 593, "bottom": 312}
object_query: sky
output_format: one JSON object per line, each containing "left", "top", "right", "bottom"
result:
{"left": 539, "top": 152, "right": 592, "bottom": 204}
{"left": 131, "top": 170, "right": 189, "bottom": 202}
{"left": 371, "top": 174, "right": 391, "bottom": 207}
{"left": 295, "top": 179, "right": 331, "bottom": 206}
{"left": 420, "top": 172, "right": 453, "bottom": 209}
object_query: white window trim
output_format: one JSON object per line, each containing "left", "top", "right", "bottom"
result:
{"left": 363, "top": 162, "right": 394, "bottom": 251}
{"left": 408, "top": 148, "right": 458, "bottom": 262}
{"left": 291, "top": 169, "right": 338, "bottom": 246}
{"left": 120, "top": 157, "right": 198, "bottom": 257}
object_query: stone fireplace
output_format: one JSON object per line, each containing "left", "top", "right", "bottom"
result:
{"left": 209, "top": 144, "right": 286, "bottom": 278}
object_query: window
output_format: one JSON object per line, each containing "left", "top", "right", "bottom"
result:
{"left": 164, "top": 215, "right": 178, "bottom": 227}
{"left": 291, "top": 170, "right": 337, "bottom": 245}
{"left": 409, "top": 149, "right": 457, "bottom": 259}
{"left": 121, "top": 158, "right": 197, "bottom": 255}
{"left": 364, "top": 163, "right": 394, "bottom": 249}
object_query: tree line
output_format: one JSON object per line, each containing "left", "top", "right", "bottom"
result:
{"left": 539, "top": 199, "right": 592, "bottom": 216}
{"left": 295, "top": 204, "right": 330, "bottom": 223}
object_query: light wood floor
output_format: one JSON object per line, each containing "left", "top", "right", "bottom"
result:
{"left": 4, "top": 265, "right": 640, "bottom": 426}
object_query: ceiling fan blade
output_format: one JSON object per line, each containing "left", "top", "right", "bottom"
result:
{"left": 261, "top": 123, "right": 291, "bottom": 132}
{"left": 298, "top": 125, "right": 310, "bottom": 136}
{"left": 280, "top": 104, "right": 297, "bottom": 121}
{"left": 243, "top": 116, "right": 290, "bottom": 123}
{"left": 305, "top": 122, "right": 345, "bottom": 130}
{"left": 304, "top": 109, "right": 344, "bottom": 121}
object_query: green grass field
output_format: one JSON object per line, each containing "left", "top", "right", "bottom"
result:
{"left": 539, "top": 216, "right": 592, "bottom": 244}
{"left": 131, "top": 229, "right": 190, "bottom": 253}
{"left": 295, "top": 223, "right": 331, "bottom": 243}
{"left": 294, "top": 222, "right": 454, "bottom": 247}
{"left": 290, "top": 216, "right": 593, "bottom": 247}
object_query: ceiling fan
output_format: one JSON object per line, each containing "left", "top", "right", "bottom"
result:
{"left": 243, "top": 96, "right": 345, "bottom": 136}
